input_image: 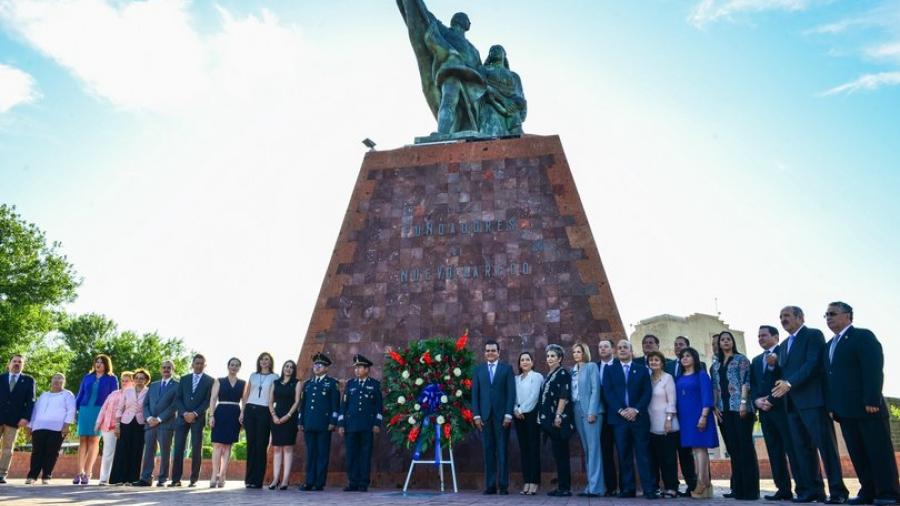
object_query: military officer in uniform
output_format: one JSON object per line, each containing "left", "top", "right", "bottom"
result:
{"left": 298, "top": 353, "right": 340, "bottom": 491}
{"left": 339, "top": 354, "right": 383, "bottom": 492}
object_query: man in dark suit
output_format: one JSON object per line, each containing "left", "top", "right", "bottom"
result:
{"left": 339, "top": 354, "right": 382, "bottom": 492}
{"left": 170, "top": 354, "right": 214, "bottom": 487}
{"left": 0, "top": 354, "right": 36, "bottom": 484}
{"left": 772, "top": 306, "right": 849, "bottom": 503}
{"left": 634, "top": 334, "right": 676, "bottom": 371}
{"left": 666, "top": 336, "right": 698, "bottom": 496}
{"left": 751, "top": 325, "right": 798, "bottom": 501}
{"left": 299, "top": 352, "right": 340, "bottom": 491}
{"left": 471, "top": 339, "right": 516, "bottom": 495}
{"left": 596, "top": 338, "right": 620, "bottom": 496}
{"left": 602, "top": 339, "right": 658, "bottom": 499}
{"left": 135, "top": 360, "right": 179, "bottom": 487}
{"left": 823, "top": 302, "right": 900, "bottom": 506}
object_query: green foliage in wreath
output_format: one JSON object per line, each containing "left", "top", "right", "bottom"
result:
{"left": 382, "top": 332, "right": 476, "bottom": 454}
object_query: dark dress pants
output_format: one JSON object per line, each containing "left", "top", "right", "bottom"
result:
{"left": 109, "top": 419, "right": 144, "bottom": 484}
{"left": 760, "top": 408, "right": 796, "bottom": 496}
{"left": 676, "top": 434, "right": 697, "bottom": 493}
{"left": 304, "top": 429, "right": 332, "bottom": 488}
{"left": 613, "top": 422, "right": 655, "bottom": 495}
{"left": 601, "top": 416, "right": 620, "bottom": 493}
{"left": 27, "top": 430, "right": 63, "bottom": 479}
{"left": 171, "top": 418, "right": 205, "bottom": 483}
{"left": 787, "top": 405, "right": 849, "bottom": 498}
{"left": 345, "top": 430, "right": 373, "bottom": 488}
{"left": 514, "top": 410, "right": 541, "bottom": 485}
{"left": 649, "top": 431, "right": 679, "bottom": 492}
{"left": 721, "top": 411, "right": 760, "bottom": 499}
{"left": 481, "top": 414, "right": 510, "bottom": 491}
{"left": 839, "top": 416, "right": 900, "bottom": 502}
{"left": 549, "top": 431, "right": 571, "bottom": 492}
{"left": 243, "top": 404, "right": 271, "bottom": 487}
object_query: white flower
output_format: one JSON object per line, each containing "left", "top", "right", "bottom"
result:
{"left": 455, "top": 389, "right": 463, "bottom": 397}
{"left": 397, "top": 396, "right": 406, "bottom": 405}
{"left": 435, "top": 354, "right": 443, "bottom": 362}
{"left": 440, "top": 395, "right": 449, "bottom": 404}
{"left": 436, "top": 415, "right": 446, "bottom": 424}
{"left": 414, "top": 403, "right": 421, "bottom": 411}
{"left": 408, "top": 416, "right": 416, "bottom": 425}
{"left": 444, "top": 375, "right": 451, "bottom": 381}
{"left": 453, "top": 367, "right": 462, "bottom": 377}
{"left": 415, "top": 378, "right": 424, "bottom": 386}
{"left": 401, "top": 370, "right": 410, "bottom": 379}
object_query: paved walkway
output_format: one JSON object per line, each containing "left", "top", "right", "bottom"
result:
{"left": 0, "top": 480, "right": 862, "bottom": 506}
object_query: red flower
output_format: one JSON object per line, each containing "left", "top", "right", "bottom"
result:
{"left": 388, "top": 414, "right": 404, "bottom": 427}
{"left": 389, "top": 350, "right": 406, "bottom": 366}
{"left": 408, "top": 426, "right": 420, "bottom": 443}
{"left": 463, "top": 378, "right": 472, "bottom": 389}
{"left": 421, "top": 350, "right": 434, "bottom": 365}
{"left": 461, "top": 408, "right": 473, "bottom": 423}
{"left": 455, "top": 329, "right": 469, "bottom": 351}
{"left": 443, "top": 423, "right": 451, "bottom": 440}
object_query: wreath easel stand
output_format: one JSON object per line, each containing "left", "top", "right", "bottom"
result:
{"left": 402, "top": 422, "right": 458, "bottom": 493}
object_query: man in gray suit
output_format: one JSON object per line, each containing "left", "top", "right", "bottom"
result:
{"left": 471, "top": 339, "right": 516, "bottom": 495}
{"left": 170, "top": 354, "right": 214, "bottom": 487}
{"left": 134, "top": 360, "right": 179, "bottom": 486}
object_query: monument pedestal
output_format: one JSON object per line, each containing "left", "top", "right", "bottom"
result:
{"left": 296, "top": 134, "right": 624, "bottom": 487}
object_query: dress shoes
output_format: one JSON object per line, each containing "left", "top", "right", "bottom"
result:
{"left": 156, "top": 481, "right": 166, "bottom": 487}
{"left": 766, "top": 493, "right": 794, "bottom": 501}
{"left": 873, "top": 499, "right": 898, "bottom": 506}
{"left": 618, "top": 491, "right": 637, "bottom": 498}
{"left": 827, "top": 496, "right": 849, "bottom": 504}
{"left": 725, "top": 492, "right": 737, "bottom": 498}
{"left": 168, "top": 481, "right": 182, "bottom": 487}
{"left": 794, "top": 494, "right": 825, "bottom": 503}
{"left": 299, "top": 484, "right": 314, "bottom": 491}
{"left": 644, "top": 492, "right": 661, "bottom": 500}
{"left": 132, "top": 480, "right": 151, "bottom": 487}
{"left": 548, "top": 489, "right": 572, "bottom": 497}
{"left": 0, "top": 477, "right": 7, "bottom": 484}
{"left": 188, "top": 481, "right": 196, "bottom": 488}
{"left": 848, "top": 498, "right": 873, "bottom": 505}
{"left": 357, "top": 486, "right": 368, "bottom": 492}
{"left": 314, "top": 486, "right": 324, "bottom": 491}
{"left": 483, "top": 488, "right": 497, "bottom": 495}
{"left": 344, "top": 485, "right": 358, "bottom": 492}
{"left": 605, "top": 490, "right": 619, "bottom": 497}
{"left": 499, "top": 489, "right": 509, "bottom": 495}
{"left": 578, "top": 492, "right": 600, "bottom": 498}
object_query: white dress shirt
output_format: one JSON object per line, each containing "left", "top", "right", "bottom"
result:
{"left": 514, "top": 371, "right": 544, "bottom": 415}
{"left": 28, "top": 389, "right": 76, "bottom": 432}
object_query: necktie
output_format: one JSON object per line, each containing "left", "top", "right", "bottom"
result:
{"left": 488, "top": 363, "right": 495, "bottom": 384}
{"left": 786, "top": 335, "right": 794, "bottom": 356}
{"left": 9, "top": 374, "right": 16, "bottom": 392}
{"left": 763, "top": 351, "right": 771, "bottom": 374}
{"left": 829, "top": 335, "right": 840, "bottom": 362}
{"left": 192, "top": 374, "right": 200, "bottom": 393}
{"left": 599, "top": 363, "right": 605, "bottom": 384}
{"left": 675, "top": 362, "right": 681, "bottom": 377}
{"left": 623, "top": 364, "right": 630, "bottom": 406}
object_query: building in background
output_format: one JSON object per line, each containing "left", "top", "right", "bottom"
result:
{"left": 629, "top": 313, "right": 746, "bottom": 366}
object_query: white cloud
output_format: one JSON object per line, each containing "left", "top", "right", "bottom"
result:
{"left": 689, "top": 0, "right": 809, "bottom": 27}
{"left": 866, "top": 42, "right": 900, "bottom": 63}
{"left": 0, "top": 62, "right": 39, "bottom": 113}
{"left": 821, "top": 71, "right": 900, "bottom": 95}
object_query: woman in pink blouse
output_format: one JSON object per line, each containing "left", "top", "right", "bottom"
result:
{"left": 647, "top": 351, "right": 680, "bottom": 498}
{"left": 108, "top": 369, "right": 150, "bottom": 485}
{"left": 94, "top": 371, "right": 133, "bottom": 485}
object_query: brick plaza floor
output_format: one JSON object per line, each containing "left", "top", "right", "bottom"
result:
{"left": 0, "top": 479, "right": 863, "bottom": 506}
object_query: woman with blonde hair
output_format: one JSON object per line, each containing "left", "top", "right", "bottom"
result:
{"left": 571, "top": 342, "right": 604, "bottom": 497}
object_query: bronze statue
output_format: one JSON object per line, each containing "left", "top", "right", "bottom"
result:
{"left": 397, "top": 0, "right": 526, "bottom": 143}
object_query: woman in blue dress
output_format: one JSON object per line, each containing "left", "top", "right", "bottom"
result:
{"left": 675, "top": 347, "right": 717, "bottom": 498}
{"left": 208, "top": 357, "right": 245, "bottom": 488}
{"left": 74, "top": 354, "right": 118, "bottom": 485}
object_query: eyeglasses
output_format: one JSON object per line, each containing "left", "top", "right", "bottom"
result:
{"left": 823, "top": 311, "right": 848, "bottom": 318}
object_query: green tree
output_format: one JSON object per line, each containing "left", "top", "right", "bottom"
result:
{"left": 0, "top": 204, "right": 79, "bottom": 360}
{"left": 59, "top": 313, "right": 192, "bottom": 387}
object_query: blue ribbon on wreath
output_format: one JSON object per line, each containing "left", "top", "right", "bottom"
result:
{"left": 412, "top": 382, "right": 445, "bottom": 466}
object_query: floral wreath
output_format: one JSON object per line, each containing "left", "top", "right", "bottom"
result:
{"left": 383, "top": 331, "right": 475, "bottom": 460}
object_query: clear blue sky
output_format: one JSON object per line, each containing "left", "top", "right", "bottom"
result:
{"left": 1, "top": 1, "right": 898, "bottom": 393}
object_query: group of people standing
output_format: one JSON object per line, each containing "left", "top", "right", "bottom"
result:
{"left": 0, "top": 351, "right": 383, "bottom": 493}
{"left": 0, "top": 301, "right": 897, "bottom": 503}
{"left": 470, "top": 302, "right": 899, "bottom": 503}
